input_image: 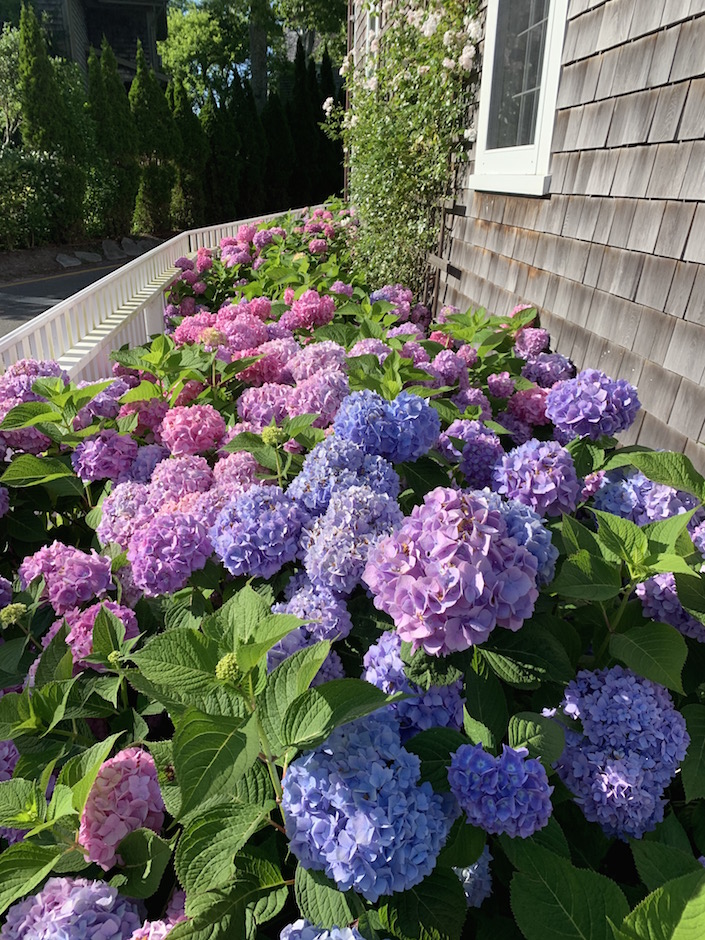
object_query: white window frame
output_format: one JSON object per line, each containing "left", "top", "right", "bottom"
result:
{"left": 468, "top": 0, "right": 569, "bottom": 196}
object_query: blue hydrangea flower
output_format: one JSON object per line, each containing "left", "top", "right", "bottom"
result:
{"left": 486, "top": 492, "right": 559, "bottom": 586}
{"left": 454, "top": 846, "right": 493, "bottom": 907}
{"left": 448, "top": 743, "right": 553, "bottom": 838}
{"left": 282, "top": 713, "right": 455, "bottom": 902}
{"left": 281, "top": 921, "right": 366, "bottom": 940}
{"left": 436, "top": 419, "right": 504, "bottom": 489}
{"left": 545, "top": 369, "right": 640, "bottom": 441}
{"left": 592, "top": 468, "right": 700, "bottom": 526}
{"left": 636, "top": 574, "right": 705, "bottom": 643}
{"left": 493, "top": 439, "right": 580, "bottom": 517}
{"left": 302, "top": 485, "right": 403, "bottom": 595}
{"left": 363, "top": 631, "right": 464, "bottom": 741}
{"left": 333, "top": 390, "right": 439, "bottom": 464}
{"left": 521, "top": 353, "right": 575, "bottom": 388}
{"left": 554, "top": 666, "right": 690, "bottom": 839}
{"left": 287, "top": 435, "right": 400, "bottom": 517}
{"left": 118, "top": 443, "right": 170, "bottom": 484}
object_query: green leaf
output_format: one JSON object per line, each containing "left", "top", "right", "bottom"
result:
{"left": 481, "top": 626, "right": 574, "bottom": 689}
{"left": 510, "top": 844, "right": 629, "bottom": 940}
{"left": 173, "top": 709, "right": 259, "bottom": 819}
{"left": 57, "top": 733, "right": 123, "bottom": 814}
{"left": 508, "top": 712, "right": 566, "bottom": 765}
{"left": 591, "top": 510, "right": 649, "bottom": 567}
{"left": 236, "top": 615, "right": 303, "bottom": 674}
{"left": 34, "top": 621, "right": 71, "bottom": 687}
{"left": 0, "top": 842, "right": 64, "bottom": 914}
{"left": 631, "top": 840, "right": 703, "bottom": 892}
{"left": 437, "top": 817, "right": 486, "bottom": 868}
{"left": 643, "top": 554, "right": 698, "bottom": 577}
{"left": 377, "top": 867, "right": 468, "bottom": 940}
{"left": 674, "top": 573, "right": 705, "bottom": 626}
{"left": 120, "top": 380, "right": 164, "bottom": 404}
{"left": 566, "top": 438, "right": 605, "bottom": 478}
{"left": 295, "top": 866, "right": 359, "bottom": 929}
{"left": 680, "top": 705, "right": 705, "bottom": 803}
{"left": 401, "top": 643, "right": 464, "bottom": 690}
{"left": 1, "top": 455, "right": 75, "bottom": 488}
{"left": 561, "top": 514, "right": 618, "bottom": 563}
{"left": 397, "top": 457, "right": 454, "bottom": 506}
{"left": 605, "top": 451, "right": 705, "bottom": 502}
{"left": 500, "top": 817, "right": 571, "bottom": 868}
{"left": 610, "top": 623, "right": 687, "bottom": 693}
{"left": 109, "top": 829, "right": 173, "bottom": 898}
{"left": 0, "top": 778, "right": 46, "bottom": 828}
{"left": 463, "top": 666, "right": 509, "bottom": 743}
{"left": 616, "top": 870, "right": 705, "bottom": 940}
{"left": 405, "top": 728, "right": 467, "bottom": 792}
{"left": 552, "top": 550, "right": 623, "bottom": 601}
{"left": 644, "top": 511, "right": 699, "bottom": 556}
{"left": 281, "top": 679, "right": 401, "bottom": 749}
{"left": 174, "top": 802, "right": 274, "bottom": 895}
{"left": 0, "top": 401, "right": 62, "bottom": 429}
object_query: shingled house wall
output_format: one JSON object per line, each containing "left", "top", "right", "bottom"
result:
{"left": 350, "top": 0, "right": 705, "bottom": 471}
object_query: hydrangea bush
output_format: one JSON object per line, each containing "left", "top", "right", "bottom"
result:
{"left": 0, "top": 208, "right": 705, "bottom": 940}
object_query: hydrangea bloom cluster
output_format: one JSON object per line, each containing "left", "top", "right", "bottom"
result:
{"left": 348, "top": 337, "right": 391, "bottom": 363}
{"left": 487, "top": 493, "right": 559, "bottom": 586}
{"left": 281, "top": 922, "right": 366, "bottom": 940}
{"left": 506, "top": 387, "right": 549, "bottom": 427}
{"left": 0, "top": 878, "right": 142, "bottom": 939}
{"left": 60, "top": 602, "right": 139, "bottom": 669}
{"left": 159, "top": 404, "right": 226, "bottom": 455}
{"left": 286, "top": 340, "right": 347, "bottom": 382}
{"left": 493, "top": 439, "right": 580, "bottom": 517}
{"left": 454, "top": 846, "right": 493, "bottom": 907}
{"left": 127, "top": 511, "right": 211, "bottom": 596}
{"left": 436, "top": 419, "right": 504, "bottom": 489}
{"left": 363, "top": 631, "right": 464, "bottom": 740}
{"left": 448, "top": 744, "right": 553, "bottom": 838}
{"left": 237, "top": 383, "right": 291, "bottom": 428}
{"left": 302, "top": 485, "right": 403, "bottom": 595}
{"left": 514, "top": 328, "right": 549, "bottom": 359}
{"left": 237, "top": 337, "right": 299, "bottom": 386}
{"left": 363, "top": 487, "right": 539, "bottom": 655}
{"left": 288, "top": 369, "right": 350, "bottom": 428}
{"left": 0, "top": 576, "right": 11, "bottom": 608}
{"left": 282, "top": 713, "right": 453, "bottom": 902}
{"left": 19, "top": 541, "right": 112, "bottom": 614}
{"left": 522, "top": 352, "right": 575, "bottom": 388}
{"left": 333, "top": 390, "right": 440, "bottom": 464}
{"left": 119, "top": 443, "right": 170, "bottom": 484}
{"left": 79, "top": 747, "right": 165, "bottom": 870}
{"left": 452, "top": 386, "right": 491, "bottom": 420}
{"left": 97, "top": 482, "right": 152, "bottom": 548}
{"left": 211, "top": 486, "right": 308, "bottom": 578}
{"left": 280, "top": 290, "right": 336, "bottom": 332}
{"left": 74, "top": 377, "right": 130, "bottom": 429}
{"left": 118, "top": 397, "right": 169, "bottom": 444}
{"left": 147, "top": 455, "right": 214, "bottom": 508}
{"left": 636, "top": 574, "right": 705, "bottom": 642}
{"left": 288, "top": 435, "right": 400, "bottom": 516}
{"left": 487, "top": 372, "right": 515, "bottom": 398}
{"left": 370, "top": 283, "right": 413, "bottom": 321}
{"left": 553, "top": 666, "right": 690, "bottom": 839}
{"left": 71, "top": 430, "right": 139, "bottom": 483}
{"left": 546, "top": 369, "right": 641, "bottom": 441}
{"left": 591, "top": 469, "right": 700, "bottom": 526}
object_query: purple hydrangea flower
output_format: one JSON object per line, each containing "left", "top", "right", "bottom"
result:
{"left": 282, "top": 713, "right": 454, "bottom": 902}
{"left": 454, "top": 846, "right": 493, "bottom": 907}
{"left": 281, "top": 921, "right": 365, "bottom": 940}
{"left": 60, "top": 601, "right": 140, "bottom": 670}
{"left": 452, "top": 386, "right": 492, "bottom": 420}
{"left": 363, "top": 631, "right": 464, "bottom": 741}
{"left": 487, "top": 492, "right": 559, "bottom": 586}
{"left": 436, "top": 419, "right": 504, "bottom": 489}
{"left": 127, "top": 511, "right": 212, "bottom": 596}
{"left": 237, "top": 384, "right": 292, "bottom": 429}
{"left": 79, "top": 747, "right": 165, "bottom": 870}
{"left": 288, "top": 435, "right": 400, "bottom": 517}
{"left": 487, "top": 372, "right": 515, "bottom": 398}
{"left": 348, "top": 338, "right": 391, "bottom": 363}
{"left": 495, "top": 410, "right": 533, "bottom": 446}
{"left": 147, "top": 455, "right": 214, "bottom": 509}
{"left": 19, "top": 542, "right": 112, "bottom": 614}
{"left": 363, "top": 487, "right": 539, "bottom": 655}
{"left": 0, "top": 878, "right": 142, "bottom": 939}
{"left": 493, "top": 439, "right": 580, "bottom": 517}
{"left": 426, "top": 350, "right": 468, "bottom": 389}
{"left": 636, "top": 573, "right": 705, "bottom": 643}
{"left": 211, "top": 486, "right": 308, "bottom": 578}
{"left": 286, "top": 341, "right": 348, "bottom": 382}
{"left": 545, "top": 369, "right": 641, "bottom": 442}
{"left": 302, "top": 485, "right": 403, "bottom": 595}
{"left": 514, "top": 328, "right": 550, "bottom": 359}
{"left": 522, "top": 353, "right": 575, "bottom": 388}
{"left": 288, "top": 369, "right": 350, "bottom": 428}
{"left": 554, "top": 666, "right": 690, "bottom": 839}
{"left": 119, "top": 444, "right": 170, "bottom": 484}
{"left": 72, "top": 430, "right": 139, "bottom": 483}
{"left": 370, "top": 283, "right": 413, "bottom": 321}
{"left": 448, "top": 744, "right": 553, "bottom": 838}
{"left": 73, "top": 378, "right": 131, "bottom": 429}
{"left": 97, "top": 482, "right": 152, "bottom": 549}
{"left": 0, "top": 577, "right": 11, "bottom": 608}
{"left": 591, "top": 469, "right": 700, "bottom": 526}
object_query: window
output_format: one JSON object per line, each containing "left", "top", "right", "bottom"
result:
{"left": 469, "top": 0, "right": 568, "bottom": 196}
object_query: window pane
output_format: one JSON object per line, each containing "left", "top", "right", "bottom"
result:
{"left": 487, "top": 0, "right": 550, "bottom": 151}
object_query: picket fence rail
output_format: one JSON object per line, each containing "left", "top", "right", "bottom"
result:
{"left": 0, "top": 210, "right": 301, "bottom": 382}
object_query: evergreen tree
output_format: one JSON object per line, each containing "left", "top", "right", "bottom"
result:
{"left": 100, "top": 38, "right": 138, "bottom": 161}
{"left": 261, "top": 90, "right": 294, "bottom": 211}
{"left": 200, "top": 91, "right": 240, "bottom": 223}
{"left": 231, "top": 76, "right": 268, "bottom": 216}
{"left": 18, "top": 3, "right": 68, "bottom": 152}
{"left": 170, "top": 77, "right": 206, "bottom": 228}
{"left": 287, "top": 37, "right": 317, "bottom": 205}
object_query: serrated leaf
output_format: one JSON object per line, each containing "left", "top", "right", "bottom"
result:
{"left": 631, "top": 840, "right": 703, "bottom": 892}
{"left": 617, "top": 870, "right": 705, "bottom": 940}
{"left": 562, "top": 514, "right": 619, "bottom": 563}
{"left": 591, "top": 510, "right": 648, "bottom": 567}
{"left": 604, "top": 451, "right": 705, "bottom": 502}
{"left": 1, "top": 455, "right": 75, "bottom": 488}
{"left": 378, "top": 867, "right": 468, "bottom": 940}
{"left": 610, "top": 623, "right": 687, "bottom": 693}
{"left": 644, "top": 510, "right": 699, "bottom": 556}
{"left": 552, "top": 550, "right": 623, "bottom": 601}
{"left": 402, "top": 643, "right": 464, "bottom": 690}
{"left": 0, "top": 778, "right": 46, "bottom": 828}
{"left": 674, "top": 573, "right": 705, "bottom": 626}
{"left": 500, "top": 817, "right": 571, "bottom": 868}
{"left": 566, "top": 438, "right": 605, "bottom": 478}
{"left": 680, "top": 705, "right": 705, "bottom": 803}
{"left": 0, "top": 842, "right": 64, "bottom": 914}
{"left": 175, "top": 802, "right": 274, "bottom": 895}
{"left": 295, "top": 866, "right": 359, "bottom": 929}
{"left": 173, "top": 709, "right": 259, "bottom": 819}
{"left": 405, "top": 728, "right": 467, "bottom": 792}
{"left": 109, "top": 829, "right": 173, "bottom": 898}
{"left": 0, "top": 401, "right": 62, "bottom": 429}
{"left": 120, "top": 380, "right": 164, "bottom": 404}
{"left": 236, "top": 614, "right": 303, "bottom": 673}
{"left": 436, "top": 817, "right": 486, "bottom": 868}
{"left": 508, "top": 712, "right": 565, "bottom": 765}
{"left": 510, "top": 844, "right": 628, "bottom": 940}
{"left": 480, "top": 626, "right": 574, "bottom": 689}
{"left": 463, "top": 665, "right": 509, "bottom": 742}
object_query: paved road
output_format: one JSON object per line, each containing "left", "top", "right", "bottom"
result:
{"left": 0, "top": 261, "right": 127, "bottom": 339}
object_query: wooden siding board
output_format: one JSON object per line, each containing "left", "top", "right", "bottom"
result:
{"left": 592, "top": 198, "right": 618, "bottom": 242}
{"left": 683, "top": 204, "right": 705, "bottom": 263}
{"left": 680, "top": 140, "right": 705, "bottom": 200}
{"left": 649, "top": 82, "right": 689, "bottom": 142}
{"left": 647, "top": 141, "right": 694, "bottom": 199}
{"left": 669, "top": 16, "right": 705, "bottom": 82}
{"left": 647, "top": 24, "right": 681, "bottom": 86}
{"left": 663, "top": 319, "right": 705, "bottom": 381}
{"left": 678, "top": 77, "right": 705, "bottom": 139}
{"left": 629, "top": 0, "right": 666, "bottom": 37}
{"left": 584, "top": 243, "right": 606, "bottom": 285}
{"left": 577, "top": 99, "right": 615, "bottom": 148}
{"left": 574, "top": 7, "right": 606, "bottom": 60}
{"left": 562, "top": 153, "right": 583, "bottom": 193}
{"left": 637, "top": 412, "right": 688, "bottom": 453}
{"left": 683, "top": 266, "right": 705, "bottom": 324}
{"left": 612, "top": 35, "right": 656, "bottom": 96}
{"left": 626, "top": 200, "right": 667, "bottom": 253}
{"left": 595, "top": 340, "right": 627, "bottom": 376}
{"left": 563, "top": 106, "right": 586, "bottom": 150}
{"left": 654, "top": 201, "right": 696, "bottom": 259}
{"left": 636, "top": 358, "right": 682, "bottom": 422}
{"left": 665, "top": 261, "right": 698, "bottom": 316}
{"left": 575, "top": 196, "right": 604, "bottom": 240}
{"left": 596, "top": 47, "right": 620, "bottom": 98}
{"left": 660, "top": 0, "right": 696, "bottom": 26}
{"left": 597, "top": 0, "right": 636, "bottom": 51}
{"left": 585, "top": 149, "right": 621, "bottom": 195}
{"left": 562, "top": 195, "right": 588, "bottom": 238}
{"left": 607, "top": 198, "right": 639, "bottom": 248}
{"left": 669, "top": 377, "right": 705, "bottom": 440}
{"left": 557, "top": 63, "right": 585, "bottom": 109}
{"left": 596, "top": 245, "right": 644, "bottom": 299}
{"left": 611, "top": 146, "right": 657, "bottom": 198}
{"left": 632, "top": 306, "right": 677, "bottom": 361}
{"left": 684, "top": 439, "right": 705, "bottom": 476}
{"left": 606, "top": 89, "right": 657, "bottom": 146}
{"left": 634, "top": 255, "right": 678, "bottom": 309}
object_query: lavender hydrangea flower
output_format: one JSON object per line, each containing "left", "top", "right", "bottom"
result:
{"left": 636, "top": 574, "right": 705, "bottom": 642}
{"left": 0, "top": 878, "right": 142, "bottom": 939}
{"left": 286, "top": 341, "right": 348, "bottom": 382}
{"left": 119, "top": 444, "right": 170, "bottom": 484}
{"left": 147, "top": 455, "right": 214, "bottom": 509}
{"left": 591, "top": 469, "right": 699, "bottom": 526}
{"left": 487, "top": 372, "right": 515, "bottom": 398}
{"left": 522, "top": 353, "right": 575, "bottom": 388}
{"left": 554, "top": 666, "right": 689, "bottom": 839}
{"left": 436, "top": 419, "right": 503, "bottom": 489}
{"left": 237, "top": 384, "right": 292, "bottom": 429}
{"left": 71, "top": 430, "right": 139, "bottom": 483}
{"left": 79, "top": 747, "right": 165, "bottom": 870}
{"left": 348, "top": 338, "right": 391, "bottom": 363}
{"left": 73, "top": 377, "right": 131, "bottom": 430}
{"left": 97, "top": 482, "right": 152, "bottom": 549}
{"left": 486, "top": 492, "right": 559, "bottom": 586}
{"left": 211, "top": 486, "right": 308, "bottom": 578}
{"left": 363, "top": 632, "right": 464, "bottom": 741}
{"left": 546, "top": 369, "right": 640, "bottom": 442}
{"left": 282, "top": 713, "right": 454, "bottom": 902}
{"left": 288, "top": 435, "right": 400, "bottom": 517}
{"left": 452, "top": 386, "right": 492, "bottom": 420}
{"left": 19, "top": 542, "right": 112, "bottom": 614}
{"left": 448, "top": 744, "right": 553, "bottom": 838}
{"left": 60, "top": 602, "right": 140, "bottom": 670}
{"left": 0, "top": 577, "right": 11, "bottom": 608}
{"left": 128, "top": 511, "right": 212, "bottom": 596}
{"left": 493, "top": 439, "right": 580, "bottom": 517}
{"left": 281, "top": 921, "right": 366, "bottom": 940}
{"left": 333, "top": 390, "right": 440, "bottom": 464}
{"left": 514, "top": 328, "right": 549, "bottom": 359}
{"left": 454, "top": 846, "right": 493, "bottom": 907}
{"left": 302, "top": 485, "right": 403, "bottom": 595}
{"left": 288, "top": 369, "right": 350, "bottom": 428}
{"left": 363, "top": 487, "right": 539, "bottom": 655}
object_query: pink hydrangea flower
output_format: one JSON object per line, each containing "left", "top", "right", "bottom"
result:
{"left": 57, "top": 602, "right": 139, "bottom": 670}
{"left": 237, "top": 384, "right": 292, "bottom": 429}
{"left": 19, "top": 542, "right": 112, "bottom": 614}
{"left": 236, "top": 338, "right": 300, "bottom": 386}
{"left": 309, "top": 238, "right": 328, "bottom": 254}
{"left": 428, "top": 330, "right": 453, "bottom": 348}
{"left": 173, "top": 380, "right": 206, "bottom": 408}
{"left": 119, "top": 398, "right": 169, "bottom": 444}
{"left": 213, "top": 452, "right": 262, "bottom": 491}
{"left": 248, "top": 296, "right": 272, "bottom": 321}
{"left": 279, "top": 290, "right": 336, "bottom": 332}
{"left": 79, "top": 748, "right": 165, "bottom": 870}
{"left": 159, "top": 404, "right": 226, "bottom": 456}
{"left": 507, "top": 387, "right": 550, "bottom": 426}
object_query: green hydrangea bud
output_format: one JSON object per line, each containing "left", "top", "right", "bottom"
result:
{"left": 0, "top": 604, "right": 27, "bottom": 627}
{"left": 216, "top": 652, "right": 240, "bottom": 683}
{"left": 107, "top": 650, "right": 123, "bottom": 668}
{"left": 261, "top": 426, "right": 288, "bottom": 446}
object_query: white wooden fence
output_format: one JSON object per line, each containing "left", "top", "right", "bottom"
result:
{"left": 0, "top": 211, "right": 300, "bottom": 382}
